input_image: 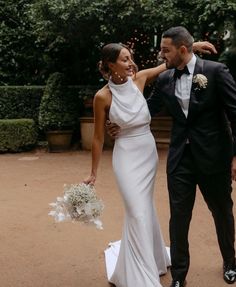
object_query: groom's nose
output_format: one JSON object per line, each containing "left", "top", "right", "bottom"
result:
{"left": 160, "top": 50, "right": 165, "bottom": 59}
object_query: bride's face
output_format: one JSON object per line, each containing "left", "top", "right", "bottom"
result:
{"left": 109, "top": 48, "right": 135, "bottom": 80}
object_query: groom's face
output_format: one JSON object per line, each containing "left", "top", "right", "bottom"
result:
{"left": 160, "top": 37, "right": 184, "bottom": 69}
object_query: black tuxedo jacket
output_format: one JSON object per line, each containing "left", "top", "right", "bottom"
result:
{"left": 148, "top": 57, "right": 236, "bottom": 174}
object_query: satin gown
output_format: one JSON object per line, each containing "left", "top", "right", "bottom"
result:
{"left": 105, "top": 77, "right": 170, "bottom": 287}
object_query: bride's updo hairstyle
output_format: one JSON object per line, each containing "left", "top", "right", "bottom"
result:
{"left": 98, "top": 43, "right": 138, "bottom": 80}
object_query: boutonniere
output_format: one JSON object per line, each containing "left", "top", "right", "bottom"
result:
{"left": 193, "top": 74, "right": 208, "bottom": 91}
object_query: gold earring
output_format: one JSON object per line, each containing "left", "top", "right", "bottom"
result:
{"left": 114, "top": 71, "right": 124, "bottom": 81}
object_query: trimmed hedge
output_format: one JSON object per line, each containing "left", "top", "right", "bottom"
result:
{"left": 0, "top": 119, "right": 38, "bottom": 152}
{"left": 0, "top": 85, "right": 99, "bottom": 122}
{"left": 0, "top": 86, "right": 44, "bottom": 122}
{"left": 39, "top": 73, "right": 79, "bottom": 131}
{"left": 0, "top": 85, "right": 100, "bottom": 148}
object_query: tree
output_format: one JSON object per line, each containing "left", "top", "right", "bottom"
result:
{"left": 26, "top": 0, "right": 236, "bottom": 84}
{"left": 0, "top": 0, "right": 45, "bottom": 85}
{"left": 1, "top": 0, "right": 236, "bottom": 85}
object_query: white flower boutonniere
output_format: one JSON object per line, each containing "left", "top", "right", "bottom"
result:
{"left": 193, "top": 74, "right": 208, "bottom": 90}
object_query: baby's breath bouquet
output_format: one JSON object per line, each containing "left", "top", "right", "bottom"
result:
{"left": 49, "top": 183, "right": 104, "bottom": 229}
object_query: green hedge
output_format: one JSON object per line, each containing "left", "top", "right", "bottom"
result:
{"left": 0, "top": 119, "right": 38, "bottom": 152}
{"left": 0, "top": 85, "right": 99, "bottom": 122}
{"left": 0, "top": 86, "right": 44, "bottom": 122}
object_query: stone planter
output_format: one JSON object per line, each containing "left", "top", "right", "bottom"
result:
{"left": 80, "top": 117, "right": 94, "bottom": 150}
{"left": 46, "top": 130, "right": 73, "bottom": 152}
{"left": 80, "top": 117, "right": 114, "bottom": 150}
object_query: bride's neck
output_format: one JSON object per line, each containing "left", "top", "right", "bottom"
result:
{"left": 111, "top": 74, "right": 128, "bottom": 85}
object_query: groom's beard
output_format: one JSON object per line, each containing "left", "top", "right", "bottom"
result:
{"left": 165, "top": 56, "right": 183, "bottom": 69}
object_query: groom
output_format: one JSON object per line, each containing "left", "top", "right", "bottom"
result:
{"left": 147, "top": 26, "right": 236, "bottom": 287}
{"left": 107, "top": 26, "right": 236, "bottom": 287}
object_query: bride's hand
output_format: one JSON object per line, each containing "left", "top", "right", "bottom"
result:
{"left": 83, "top": 174, "right": 96, "bottom": 185}
{"left": 193, "top": 41, "right": 217, "bottom": 55}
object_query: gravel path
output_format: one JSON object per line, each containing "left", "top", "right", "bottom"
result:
{"left": 0, "top": 149, "right": 234, "bottom": 287}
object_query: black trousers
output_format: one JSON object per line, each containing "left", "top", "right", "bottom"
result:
{"left": 167, "top": 145, "right": 235, "bottom": 282}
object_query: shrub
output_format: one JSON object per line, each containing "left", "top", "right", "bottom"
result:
{"left": 0, "top": 119, "right": 38, "bottom": 152}
{"left": 0, "top": 86, "right": 44, "bottom": 122}
{"left": 38, "top": 72, "right": 79, "bottom": 131}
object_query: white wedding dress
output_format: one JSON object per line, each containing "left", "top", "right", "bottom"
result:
{"left": 105, "top": 77, "right": 171, "bottom": 287}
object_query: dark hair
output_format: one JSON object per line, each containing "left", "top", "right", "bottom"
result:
{"left": 162, "top": 26, "right": 194, "bottom": 52}
{"left": 98, "top": 43, "right": 137, "bottom": 79}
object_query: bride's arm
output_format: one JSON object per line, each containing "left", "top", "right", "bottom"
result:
{"left": 193, "top": 41, "right": 217, "bottom": 54}
{"left": 134, "top": 63, "right": 167, "bottom": 90}
{"left": 83, "top": 92, "right": 107, "bottom": 185}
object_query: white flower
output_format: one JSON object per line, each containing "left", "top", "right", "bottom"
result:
{"left": 193, "top": 74, "right": 208, "bottom": 89}
{"left": 223, "top": 30, "right": 231, "bottom": 41}
{"left": 49, "top": 183, "right": 104, "bottom": 229}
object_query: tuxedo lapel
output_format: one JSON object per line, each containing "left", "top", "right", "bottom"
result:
{"left": 187, "top": 57, "right": 204, "bottom": 121}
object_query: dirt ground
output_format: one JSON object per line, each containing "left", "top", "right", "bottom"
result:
{"left": 1, "top": 148, "right": 235, "bottom": 287}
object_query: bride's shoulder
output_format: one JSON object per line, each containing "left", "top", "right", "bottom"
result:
{"left": 96, "top": 84, "right": 110, "bottom": 97}
{"left": 94, "top": 85, "right": 111, "bottom": 105}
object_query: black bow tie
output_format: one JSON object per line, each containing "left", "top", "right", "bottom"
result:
{"left": 174, "top": 66, "right": 190, "bottom": 79}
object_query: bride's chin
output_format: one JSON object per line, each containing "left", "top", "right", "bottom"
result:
{"left": 127, "top": 72, "right": 134, "bottom": 77}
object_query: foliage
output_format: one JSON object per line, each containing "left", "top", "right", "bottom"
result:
{"left": 0, "top": 119, "right": 37, "bottom": 152}
{"left": 0, "top": 0, "right": 45, "bottom": 85}
{"left": 0, "top": 0, "right": 236, "bottom": 85}
{"left": 38, "top": 72, "right": 79, "bottom": 131}
{"left": 0, "top": 86, "right": 43, "bottom": 122}
{"left": 0, "top": 84, "right": 96, "bottom": 124}
{"left": 218, "top": 22, "right": 236, "bottom": 80}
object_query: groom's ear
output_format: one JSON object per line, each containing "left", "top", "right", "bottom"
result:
{"left": 179, "top": 45, "right": 188, "bottom": 55}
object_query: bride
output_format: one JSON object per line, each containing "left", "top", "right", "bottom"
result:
{"left": 84, "top": 41, "right": 216, "bottom": 287}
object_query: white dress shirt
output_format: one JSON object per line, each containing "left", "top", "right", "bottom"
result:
{"left": 175, "top": 54, "right": 196, "bottom": 118}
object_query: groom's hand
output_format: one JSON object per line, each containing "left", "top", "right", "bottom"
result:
{"left": 106, "top": 120, "right": 121, "bottom": 139}
{"left": 193, "top": 41, "right": 217, "bottom": 55}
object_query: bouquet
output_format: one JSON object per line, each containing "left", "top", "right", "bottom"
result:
{"left": 48, "top": 183, "right": 104, "bottom": 229}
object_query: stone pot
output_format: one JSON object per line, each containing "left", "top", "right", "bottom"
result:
{"left": 46, "top": 130, "right": 73, "bottom": 152}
